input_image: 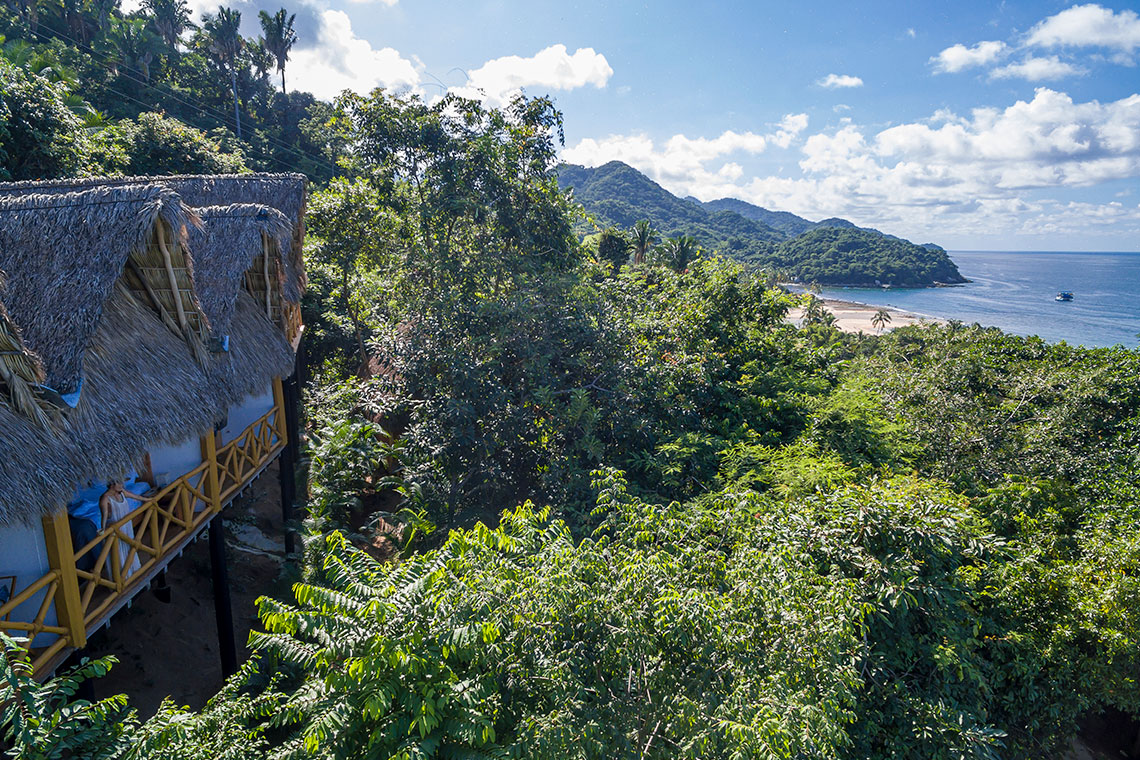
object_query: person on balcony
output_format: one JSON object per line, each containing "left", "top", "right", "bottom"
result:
{"left": 100, "top": 481, "right": 149, "bottom": 580}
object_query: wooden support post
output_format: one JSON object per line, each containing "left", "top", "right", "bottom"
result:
{"left": 275, "top": 375, "right": 299, "bottom": 555}
{"left": 155, "top": 220, "right": 189, "bottom": 333}
{"left": 208, "top": 515, "right": 237, "bottom": 678}
{"left": 278, "top": 438, "right": 296, "bottom": 556}
{"left": 271, "top": 377, "right": 289, "bottom": 445}
{"left": 41, "top": 510, "right": 87, "bottom": 649}
{"left": 262, "top": 242, "right": 273, "bottom": 318}
{"left": 201, "top": 430, "right": 222, "bottom": 515}
{"left": 292, "top": 336, "right": 305, "bottom": 464}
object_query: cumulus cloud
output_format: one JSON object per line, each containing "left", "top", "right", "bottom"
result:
{"left": 1027, "top": 4, "right": 1140, "bottom": 53}
{"left": 770, "top": 113, "right": 810, "bottom": 148}
{"left": 990, "top": 55, "right": 1087, "bottom": 81}
{"left": 930, "top": 40, "right": 1008, "bottom": 73}
{"left": 561, "top": 89, "right": 1140, "bottom": 244}
{"left": 818, "top": 73, "right": 864, "bottom": 88}
{"left": 289, "top": 10, "right": 420, "bottom": 100}
{"left": 562, "top": 129, "right": 769, "bottom": 192}
{"left": 449, "top": 44, "right": 613, "bottom": 106}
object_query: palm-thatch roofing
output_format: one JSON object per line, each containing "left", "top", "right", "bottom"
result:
{"left": 0, "top": 173, "right": 308, "bottom": 301}
{"left": 0, "top": 185, "right": 197, "bottom": 395}
{"left": 0, "top": 288, "right": 220, "bottom": 526}
{"left": 190, "top": 204, "right": 293, "bottom": 337}
{"left": 211, "top": 291, "right": 296, "bottom": 407}
{"left": 0, "top": 176, "right": 305, "bottom": 526}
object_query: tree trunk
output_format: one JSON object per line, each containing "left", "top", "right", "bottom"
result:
{"left": 280, "top": 67, "right": 286, "bottom": 96}
{"left": 230, "top": 69, "right": 242, "bottom": 140}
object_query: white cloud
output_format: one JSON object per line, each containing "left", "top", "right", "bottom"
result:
{"left": 818, "top": 73, "right": 864, "bottom": 88}
{"left": 289, "top": 10, "right": 420, "bottom": 100}
{"left": 346, "top": 0, "right": 397, "bottom": 5}
{"left": 450, "top": 44, "right": 613, "bottom": 106}
{"left": 930, "top": 40, "right": 1007, "bottom": 73}
{"left": 770, "top": 113, "right": 809, "bottom": 148}
{"left": 562, "top": 89, "right": 1140, "bottom": 244}
{"left": 906, "top": 28, "right": 916, "bottom": 39}
{"left": 1027, "top": 4, "right": 1140, "bottom": 53}
{"left": 990, "top": 55, "right": 1087, "bottom": 81}
{"left": 562, "top": 129, "right": 769, "bottom": 191}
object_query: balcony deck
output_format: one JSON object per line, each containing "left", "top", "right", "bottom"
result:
{"left": 0, "top": 379, "right": 288, "bottom": 677}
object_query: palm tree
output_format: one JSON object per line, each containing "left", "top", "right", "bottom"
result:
{"left": 631, "top": 220, "right": 656, "bottom": 266}
{"left": 110, "top": 17, "right": 159, "bottom": 81}
{"left": 259, "top": 8, "right": 296, "bottom": 96}
{"left": 249, "top": 38, "right": 273, "bottom": 88}
{"left": 143, "top": 0, "right": 192, "bottom": 52}
{"left": 201, "top": 7, "right": 244, "bottom": 139}
{"left": 659, "top": 235, "right": 699, "bottom": 272}
{"left": 803, "top": 295, "right": 826, "bottom": 325}
{"left": 871, "top": 308, "right": 892, "bottom": 333}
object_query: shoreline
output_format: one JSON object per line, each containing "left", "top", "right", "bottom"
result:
{"left": 788, "top": 296, "right": 947, "bottom": 333}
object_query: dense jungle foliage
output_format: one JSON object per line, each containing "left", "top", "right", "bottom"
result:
{"left": 0, "top": 0, "right": 332, "bottom": 180}
{"left": 1, "top": 10, "right": 1139, "bottom": 758}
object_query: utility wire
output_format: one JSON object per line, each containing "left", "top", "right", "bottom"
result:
{"left": 34, "top": 24, "right": 342, "bottom": 176}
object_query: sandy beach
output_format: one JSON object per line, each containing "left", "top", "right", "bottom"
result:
{"left": 788, "top": 297, "right": 946, "bottom": 333}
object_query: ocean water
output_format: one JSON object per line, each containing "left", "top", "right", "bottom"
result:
{"left": 813, "top": 251, "right": 1140, "bottom": 349}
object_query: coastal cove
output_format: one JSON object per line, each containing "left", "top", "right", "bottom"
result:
{"left": 807, "top": 250, "right": 1140, "bottom": 348}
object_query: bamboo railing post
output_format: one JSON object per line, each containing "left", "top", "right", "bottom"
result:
{"left": 272, "top": 376, "right": 289, "bottom": 445}
{"left": 41, "top": 510, "right": 87, "bottom": 649}
{"left": 201, "top": 431, "right": 223, "bottom": 515}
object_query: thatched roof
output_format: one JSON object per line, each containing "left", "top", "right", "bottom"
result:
{"left": 0, "top": 185, "right": 197, "bottom": 394}
{"left": 0, "top": 173, "right": 308, "bottom": 298}
{"left": 190, "top": 204, "right": 293, "bottom": 337}
{"left": 209, "top": 290, "right": 296, "bottom": 408}
{"left": 0, "top": 177, "right": 305, "bottom": 526}
{"left": 0, "top": 288, "right": 219, "bottom": 526}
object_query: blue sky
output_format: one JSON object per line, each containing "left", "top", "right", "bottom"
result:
{"left": 181, "top": 0, "right": 1140, "bottom": 250}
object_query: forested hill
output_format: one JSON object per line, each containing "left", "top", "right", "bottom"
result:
{"left": 701, "top": 196, "right": 857, "bottom": 237}
{"left": 768, "top": 227, "right": 966, "bottom": 287}
{"left": 558, "top": 160, "right": 966, "bottom": 287}
{"left": 557, "top": 160, "right": 785, "bottom": 249}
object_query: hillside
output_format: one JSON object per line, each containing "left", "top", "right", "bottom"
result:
{"left": 765, "top": 227, "right": 966, "bottom": 287}
{"left": 702, "top": 197, "right": 856, "bottom": 236}
{"left": 557, "top": 161, "right": 784, "bottom": 260}
{"left": 558, "top": 161, "right": 965, "bottom": 287}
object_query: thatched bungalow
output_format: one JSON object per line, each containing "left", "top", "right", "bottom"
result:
{"left": 0, "top": 174, "right": 306, "bottom": 677}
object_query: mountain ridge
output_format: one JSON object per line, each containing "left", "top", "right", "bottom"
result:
{"left": 557, "top": 160, "right": 966, "bottom": 287}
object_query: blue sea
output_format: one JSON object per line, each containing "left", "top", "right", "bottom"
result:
{"left": 813, "top": 251, "right": 1140, "bottom": 349}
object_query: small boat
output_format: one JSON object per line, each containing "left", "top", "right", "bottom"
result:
{"left": 1055, "top": 291, "right": 1074, "bottom": 302}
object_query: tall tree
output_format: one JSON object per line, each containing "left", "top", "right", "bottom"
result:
{"left": 201, "top": 7, "right": 244, "bottom": 139}
{"left": 109, "top": 17, "right": 158, "bottom": 81}
{"left": 258, "top": 8, "right": 296, "bottom": 96}
{"left": 631, "top": 219, "right": 656, "bottom": 266}
{"left": 658, "top": 234, "right": 699, "bottom": 272}
{"left": 596, "top": 228, "right": 631, "bottom": 271}
{"left": 142, "top": 0, "right": 192, "bottom": 52}
{"left": 249, "top": 38, "right": 273, "bottom": 88}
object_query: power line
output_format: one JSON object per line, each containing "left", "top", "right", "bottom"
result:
{"left": 33, "top": 23, "right": 342, "bottom": 176}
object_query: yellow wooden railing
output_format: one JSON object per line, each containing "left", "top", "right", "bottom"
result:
{"left": 72, "top": 461, "right": 214, "bottom": 631}
{"left": 216, "top": 400, "right": 285, "bottom": 504}
{"left": 0, "top": 379, "right": 289, "bottom": 677}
